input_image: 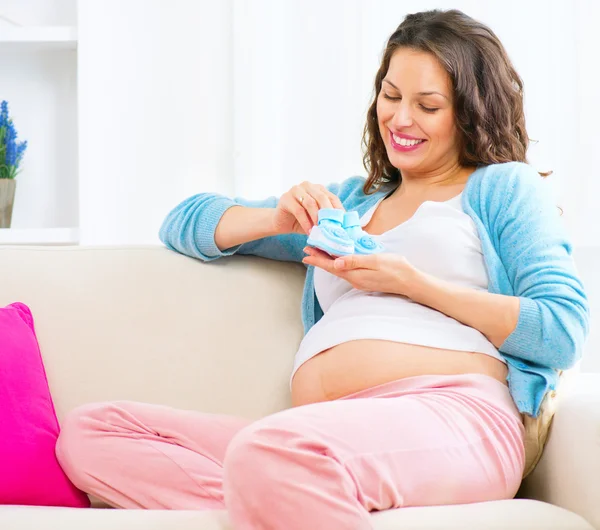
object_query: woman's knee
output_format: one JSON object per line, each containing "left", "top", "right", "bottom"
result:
{"left": 221, "top": 415, "right": 296, "bottom": 520}
{"left": 222, "top": 412, "right": 324, "bottom": 494}
{"left": 55, "top": 402, "right": 124, "bottom": 488}
{"left": 222, "top": 413, "right": 370, "bottom": 529}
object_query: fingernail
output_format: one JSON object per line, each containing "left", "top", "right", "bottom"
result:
{"left": 334, "top": 260, "right": 344, "bottom": 269}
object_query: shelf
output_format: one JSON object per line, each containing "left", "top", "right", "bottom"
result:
{"left": 0, "top": 26, "right": 77, "bottom": 51}
{"left": 0, "top": 227, "right": 79, "bottom": 245}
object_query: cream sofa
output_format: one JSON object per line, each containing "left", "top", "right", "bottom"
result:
{"left": 0, "top": 245, "right": 598, "bottom": 530}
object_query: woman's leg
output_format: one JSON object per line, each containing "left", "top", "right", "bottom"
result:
{"left": 223, "top": 373, "right": 525, "bottom": 530}
{"left": 55, "top": 401, "right": 251, "bottom": 509}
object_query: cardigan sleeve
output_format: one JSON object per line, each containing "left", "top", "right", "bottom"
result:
{"left": 495, "top": 163, "right": 590, "bottom": 369}
{"left": 158, "top": 179, "right": 353, "bottom": 263}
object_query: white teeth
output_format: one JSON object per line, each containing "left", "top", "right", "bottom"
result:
{"left": 392, "top": 133, "right": 423, "bottom": 146}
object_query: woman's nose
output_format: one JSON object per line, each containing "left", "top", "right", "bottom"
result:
{"left": 391, "top": 102, "right": 413, "bottom": 128}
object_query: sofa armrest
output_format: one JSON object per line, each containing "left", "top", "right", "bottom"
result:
{"left": 519, "top": 373, "right": 600, "bottom": 529}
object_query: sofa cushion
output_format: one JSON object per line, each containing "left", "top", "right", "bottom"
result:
{"left": 0, "top": 247, "right": 306, "bottom": 421}
{"left": 0, "top": 499, "right": 594, "bottom": 529}
{"left": 0, "top": 303, "right": 89, "bottom": 507}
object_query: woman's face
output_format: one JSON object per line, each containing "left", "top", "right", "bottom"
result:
{"left": 377, "top": 48, "right": 459, "bottom": 174}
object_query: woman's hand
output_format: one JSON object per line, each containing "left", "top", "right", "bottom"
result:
{"left": 302, "top": 247, "right": 419, "bottom": 297}
{"left": 272, "top": 182, "right": 344, "bottom": 235}
{"left": 304, "top": 246, "right": 521, "bottom": 348}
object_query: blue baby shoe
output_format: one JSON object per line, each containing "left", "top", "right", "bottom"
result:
{"left": 342, "top": 211, "right": 385, "bottom": 255}
{"left": 307, "top": 208, "right": 354, "bottom": 257}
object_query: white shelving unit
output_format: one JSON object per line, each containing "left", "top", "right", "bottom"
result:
{"left": 0, "top": 2, "right": 79, "bottom": 245}
{"left": 0, "top": 26, "right": 77, "bottom": 50}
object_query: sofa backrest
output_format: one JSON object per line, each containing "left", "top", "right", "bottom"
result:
{"left": 0, "top": 246, "right": 307, "bottom": 421}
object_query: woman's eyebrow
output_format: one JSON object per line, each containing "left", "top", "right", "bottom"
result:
{"left": 418, "top": 91, "right": 450, "bottom": 101}
{"left": 382, "top": 79, "right": 449, "bottom": 101}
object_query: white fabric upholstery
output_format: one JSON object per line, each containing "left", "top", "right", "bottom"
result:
{"left": 0, "top": 245, "right": 597, "bottom": 530}
{"left": 0, "top": 500, "right": 594, "bottom": 530}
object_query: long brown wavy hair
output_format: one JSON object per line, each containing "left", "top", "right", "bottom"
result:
{"left": 361, "top": 9, "right": 545, "bottom": 194}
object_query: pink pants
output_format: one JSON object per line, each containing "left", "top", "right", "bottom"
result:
{"left": 56, "top": 373, "right": 525, "bottom": 529}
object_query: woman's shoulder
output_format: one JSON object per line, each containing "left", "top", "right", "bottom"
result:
{"left": 467, "top": 161, "right": 546, "bottom": 203}
{"left": 472, "top": 161, "right": 539, "bottom": 184}
{"left": 465, "top": 161, "right": 560, "bottom": 234}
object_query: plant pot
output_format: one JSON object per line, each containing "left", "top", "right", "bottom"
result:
{"left": 0, "top": 178, "right": 16, "bottom": 228}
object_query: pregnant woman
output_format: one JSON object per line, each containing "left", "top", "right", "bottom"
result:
{"left": 56, "top": 9, "right": 589, "bottom": 530}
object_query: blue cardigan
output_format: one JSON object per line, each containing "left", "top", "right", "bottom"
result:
{"left": 159, "top": 162, "right": 589, "bottom": 417}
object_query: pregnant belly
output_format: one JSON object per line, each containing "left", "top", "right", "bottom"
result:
{"left": 290, "top": 339, "right": 508, "bottom": 407}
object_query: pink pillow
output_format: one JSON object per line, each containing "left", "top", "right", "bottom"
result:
{"left": 0, "top": 302, "right": 89, "bottom": 507}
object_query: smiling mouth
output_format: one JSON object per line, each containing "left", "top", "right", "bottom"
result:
{"left": 391, "top": 132, "right": 425, "bottom": 146}
{"left": 389, "top": 131, "right": 427, "bottom": 151}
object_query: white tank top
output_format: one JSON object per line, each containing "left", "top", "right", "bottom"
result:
{"left": 290, "top": 192, "right": 505, "bottom": 386}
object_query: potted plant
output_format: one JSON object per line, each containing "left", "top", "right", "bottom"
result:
{"left": 0, "top": 100, "right": 28, "bottom": 228}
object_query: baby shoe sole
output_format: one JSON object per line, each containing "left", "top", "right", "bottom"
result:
{"left": 307, "top": 235, "right": 354, "bottom": 257}
{"left": 307, "top": 225, "right": 354, "bottom": 257}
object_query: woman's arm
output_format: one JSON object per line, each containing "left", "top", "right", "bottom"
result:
{"left": 469, "top": 163, "right": 589, "bottom": 369}
{"left": 159, "top": 177, "right": 361, "bottom": 264}
{"left": 214, "top": 206, "right": 278, "bottom": 250}
{"left": 159, "top": 192, "right": 304, "bottom": 263}
{"left": 406, "top": 273, "right": 520, "bottom": 348}
{"left": 411, "top": 164, "right": 590, "bottom": 368}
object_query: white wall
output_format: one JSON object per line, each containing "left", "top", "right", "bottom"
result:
{"left": 575, "top": 246, "right": 600, "bottom": 373}
{"left": 77, "top": 0, "right": 234, "bottom": 244}
{"left": 232, "top": 0, "right": 370, "bottom": 199}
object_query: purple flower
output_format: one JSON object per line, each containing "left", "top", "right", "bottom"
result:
{"left": 0, "top": 100, "right": 28, "bottom": 179}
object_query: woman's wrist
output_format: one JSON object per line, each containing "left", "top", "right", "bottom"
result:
{"left": 268, "top": 208, "right": 286, "bottom": 236}
{"left": 256, "top": 207, "right": 283, "bottom": 238}
{"left": 215, "top": 207, "right": 280, "bottom": 250}
{"left": 401, "top": 264, "right": 428, "bottom": 300}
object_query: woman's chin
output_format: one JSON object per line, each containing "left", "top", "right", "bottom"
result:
{"left": 385, "top": 147, "right": 427, "bottom": 170}
{"left": 388, "top": 155, "right": 424, "bottom": 172}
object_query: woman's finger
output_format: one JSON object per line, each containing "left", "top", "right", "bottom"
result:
{"left": 299, "top": 193, "right": 320, "bottom": 226}
{"left": 293, "top": 182, "right": 344, "bottom": 230}
{"left": 305, "top": 183, "right": 335, "bottom": 210}
{"left": 286, "top": 190, "right": 314, "bottom": 234}
{"left": 294, "top": 203, "right": 313, "bottom": 234}
{"left": 327, "top": 192, "right": 344, "bottom": 210}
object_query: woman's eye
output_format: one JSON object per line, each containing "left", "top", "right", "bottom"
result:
{"left": 382, "top": 94, "right": 438, "bottom": 113}
{"left": 382, "top": 93, "right": 439, "bottom": 113}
